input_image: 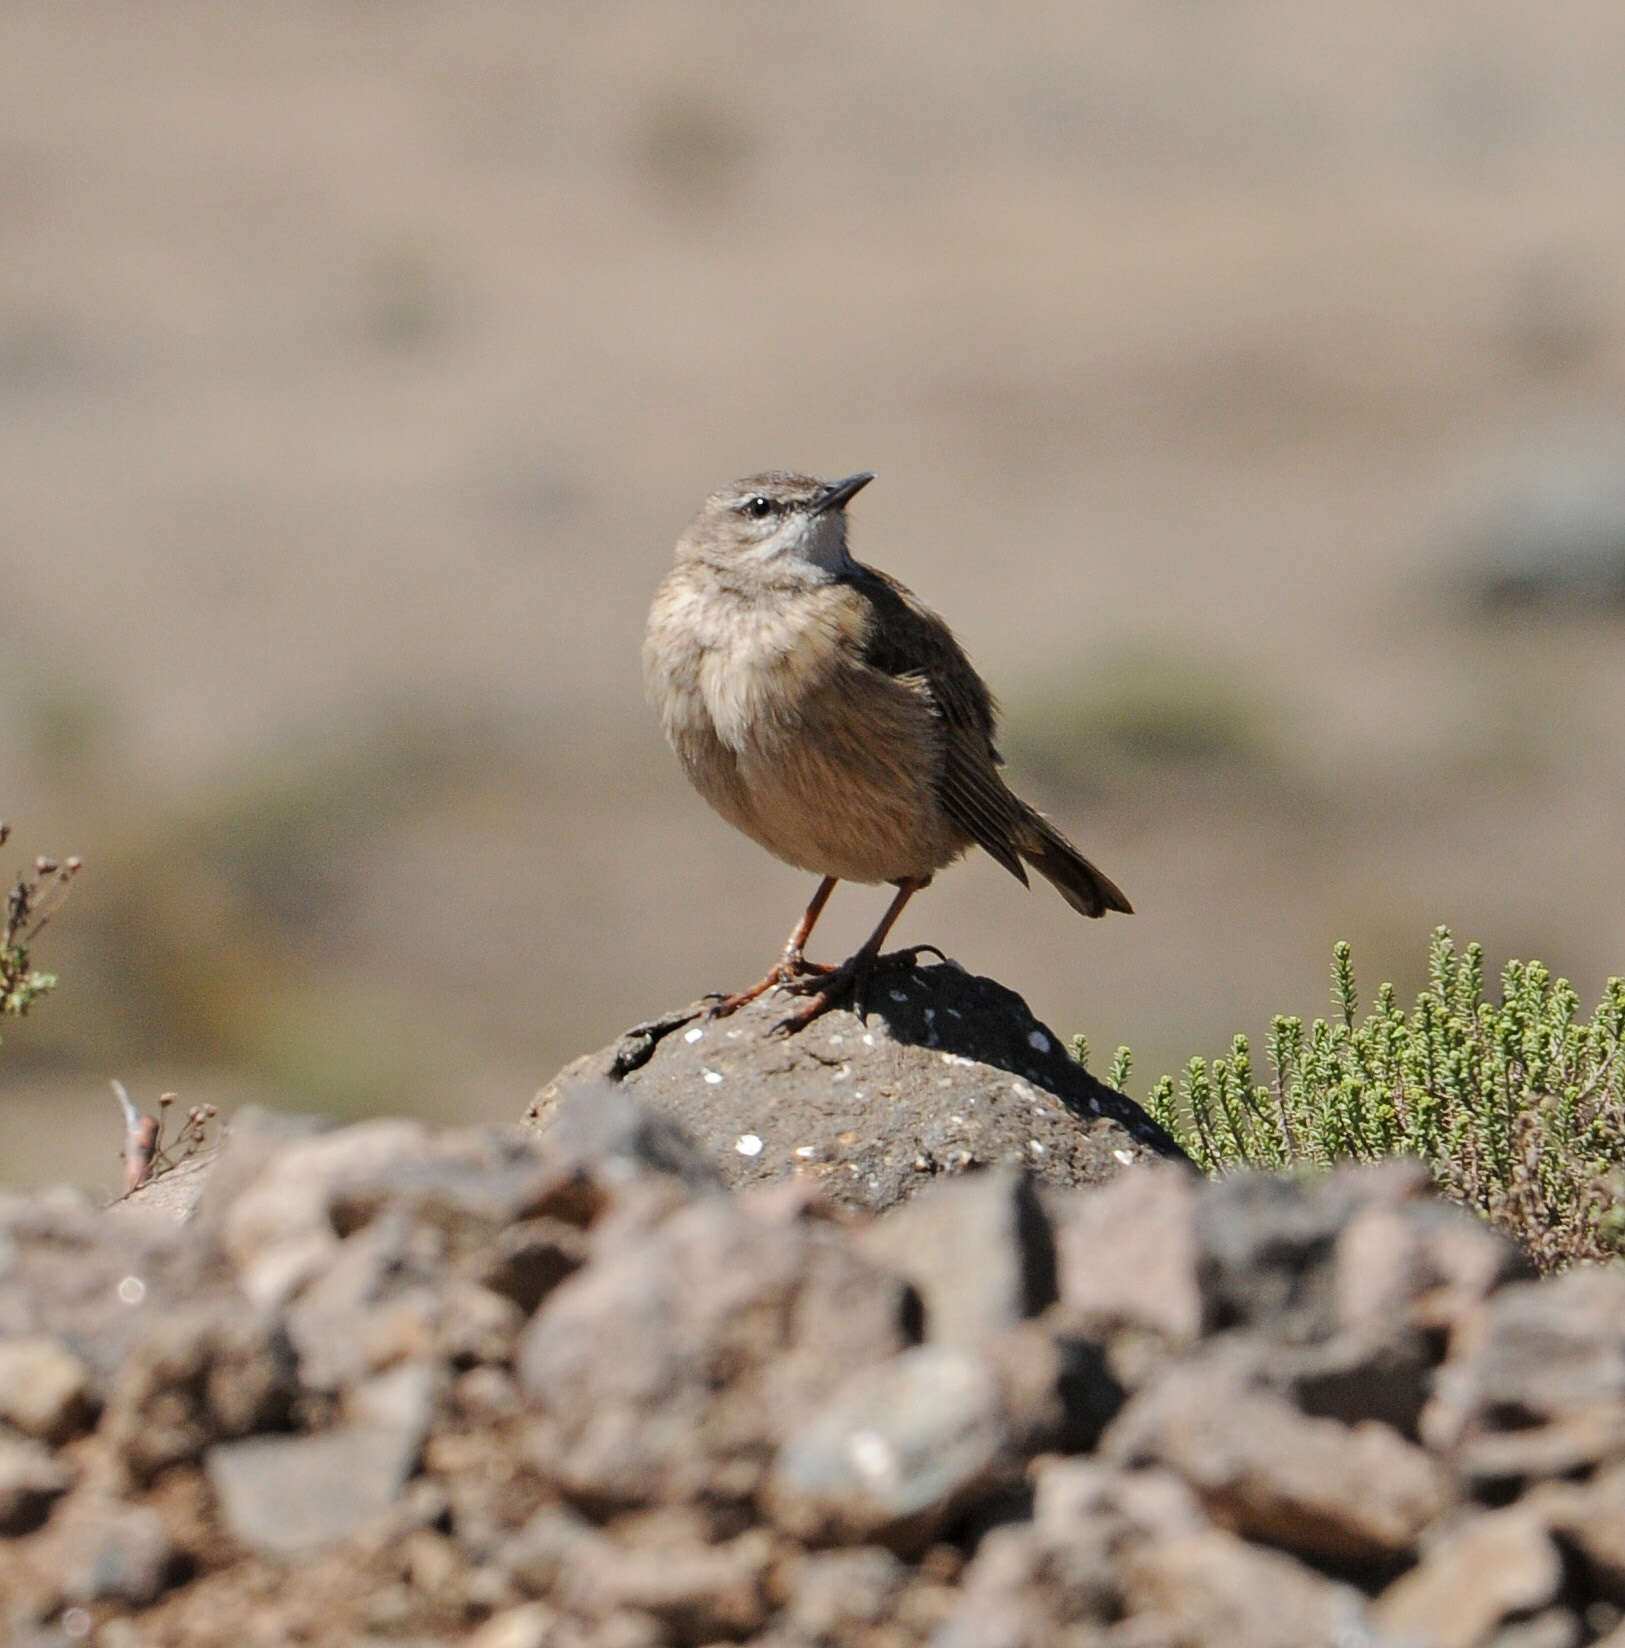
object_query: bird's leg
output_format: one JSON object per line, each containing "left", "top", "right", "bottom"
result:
{"left": 773, "top": 877, "right": 924, "bottom": 1034}
{"left": 779, "top": 874, "right": 839, "bottom": 977}
{"left": 707, "top": 876, "right": 839, "bottom": 1017}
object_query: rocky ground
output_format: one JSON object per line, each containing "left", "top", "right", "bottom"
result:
{"left": 6, "top": 970, "right": 1625, "bottom": 1646}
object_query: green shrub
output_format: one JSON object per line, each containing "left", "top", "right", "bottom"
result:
{"left": 1080, "top": 929, "right": 1625, "bottom": 1271}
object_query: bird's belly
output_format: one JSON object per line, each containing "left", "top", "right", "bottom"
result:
{"left": 737, "top": 750, "right": 964, "bottom": 883}
{"left": 649, "top": 580, "right": 969, "bottom": 882}
{"left": 719, "top": 671, "right": 967, "bottom": 884}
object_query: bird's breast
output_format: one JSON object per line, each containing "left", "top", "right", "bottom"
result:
{"left": 644, "top": 572, "right": 965, "bottom": 881}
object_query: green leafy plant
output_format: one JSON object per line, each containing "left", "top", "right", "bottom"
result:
{"left": 0, "top": 823, "right": 79, "bottom": 1040}
{"left": 1080, "top": 929, "right": 1625, "bottom": 1270}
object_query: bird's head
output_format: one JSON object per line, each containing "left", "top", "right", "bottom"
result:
{"left": 676, "top": 470, "right": 874, "bottom": 578}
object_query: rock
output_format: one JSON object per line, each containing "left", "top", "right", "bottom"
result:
{"left": 479, "top": 1217, "right": 590, "bottom": 1314}
{"left": 0, "top": 1434, "right": 73, "bottom": 1535}
{"left": 556, "top": 1521, "right": 774, "bottom": 1642}
{"left": 1277, "top": 1329, "right": 1435, "bottom": 1439}
{"left": 544, "top": 1078, "right": 728, "bottom": 1197}
{"left": 779, "top": 1546, "right": 909, "bottom": 1641}
{"left": 527, "top": 952, "right": 1190, "bottom": 1215}
{"left": 1333, "top": 1192, "right": 1531, "bottom": 1346}
{"left": 1121, "top": 1528, "right": 1377, "bottom": 1648}
{"left": 854, "top": 1165, "right": 1055, "bottom": 1347}
{"left": 1193, "top": 1161, "right": 1432, "bottom": 1344}
{"left": 1426, "top": 1268, "right": 1625, "bottom": 1482}
{"left": 97, "top": 1305, "right": 296, "bottom": 1489}
{"left": 45, "top": 1498, "right": 179, "bottom": 1607}
{"left": 981, "top": 1323, "right": 1126, "bottom": 1456}
{"left": 0, "top": 1336, "right": 93, "bottom": 1442}
{"left": 933, "top": 1461, "right": 1205, "bottom": 1648}
{"left": 1526, "top": 1463, "right": 1625, "bottom": 1600}
{"left": 348, "top": 1360, "right": 440, "bottom": 1443}
{"left": 206, "top": 1419, "right": 426, "bottom": 1556}
{"left": 1104, "top": 1343, "right": 1455, "bottom": 1563}
{"left": 209, "top": 1117, "right": 429, "bottom": 1308}
{"left": 933, "top": 1517, "right": 1116, "bottom": 1647}
{"left": 467, "top": 1603, "right": 564, "bottom": 1648}
{"left": 284, "top": 1211, "right": 448, "bottom": 1392}
{"left": 518, "top": 1195, "right": 916, "bottom": 1510}
{"left": 494, "top": 1504, "right": 772, "bottom": 1644}
{"left": 99, "top": 1305, "right": 297, "bottom": 1484}
{"left": 0, "top": 1189, "right": 225, "bottom": 1392}
{"left": 6, "top": 1096, "right": 1624, "bottom": 1645}
{"left": 323, "top": 1127, "right": 602, "bottom": 1247}
{"left": 929, "top": 1456, "right": 1219, "bottom": 1648}
{"left": 770, "top": 1345, "right": 1009, "bottom": 1548}
{"left": 1374, "top": 1507, "right": 1564, "bottom": 1648}
{"left": 1487, "top": 1612, "right": 1583, "bottom": 1648}
{"left": 1047, "top": 1163, "right": 1203, "bottom": 1347}
{"left": 1454, "top": 421, "right": 1625, "bottom": 611}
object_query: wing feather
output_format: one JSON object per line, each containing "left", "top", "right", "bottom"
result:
{"left": 845, "top": 565, "right": 1029, "bottom": 882}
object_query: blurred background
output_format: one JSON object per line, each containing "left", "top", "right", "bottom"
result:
{"left": 4, "top": 1, "right": 1625, "bottom": 1192}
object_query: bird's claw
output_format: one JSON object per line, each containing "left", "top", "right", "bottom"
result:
{"left": 768, "top": 954, "right": 879, "bottom": 1034}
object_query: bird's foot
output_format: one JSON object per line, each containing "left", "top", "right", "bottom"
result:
{"left": 705, "top": 952, "right": 838, "bottom": 1020}
{"left": 770, "top": 950, "right": 878, "bottom": 1035}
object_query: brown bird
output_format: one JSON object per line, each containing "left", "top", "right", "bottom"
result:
{"left": 643, "top": 470, "right": 1131, "bottom": 1031}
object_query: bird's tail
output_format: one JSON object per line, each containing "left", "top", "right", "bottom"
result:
{"left": 1015, "top": 805, "right": 1133, "bottom": 918}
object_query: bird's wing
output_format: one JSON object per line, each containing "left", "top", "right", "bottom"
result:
{"left": 846, "top": 565, "right": 1030, "bottom": 883}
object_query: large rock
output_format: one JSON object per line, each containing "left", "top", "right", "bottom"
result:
{"left": 0, "top": 1093, "right": 1593, "bottom": 1647}
{"left": 517, "top": 1193, "right": 918, "bottom": 1512}
{"left": 1426, "top": 1267, "right": 1625, "bottom": 1483}
{"left": 1103, "top": 1341, "right": 1456, "bottom": 1564}
{"left": 527, "top": 951, "right": 1190, "bottom": 1214}
{"left": 1373, "top": 1506, "right": 1565, "bottom": 1648}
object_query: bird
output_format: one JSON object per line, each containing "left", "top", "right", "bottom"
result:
{"left": 642, "top": 470, "right": 1131, "bottom": 1032}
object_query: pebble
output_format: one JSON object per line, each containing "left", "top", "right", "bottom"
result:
{"left": 207, "top": 1420, "right": 424, "bottom": 1556}
{"left": 0, "top": 1336, "right": 92, "bottom": 1442}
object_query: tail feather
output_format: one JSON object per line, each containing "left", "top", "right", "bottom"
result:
{"left": 1015, "top": 806, "right": 1133, "bottom": 918}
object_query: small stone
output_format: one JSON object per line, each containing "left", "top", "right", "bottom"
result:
{"left": 347, "top": 1360, "right": 439, "bottom": 1444}
{"left": 0, "top": 1336, "right": 93, "bottom": 1442}
{"left": 454, "top": 1366, "right": 521, "bottom": 1419}
{"left": 1487, "top": 1611, "right": 1583, "bottom": 1648}
{"left": 210, "top": 1116, "right": 427, "bottom": 1275}
{"left": 783, "top": 1547, "right": 908, "bottom": 1638}
{"left": 0, "top": 1434, "right": 73, "bottom": 1535}
{"left": 558, "top": 1523, "right": 773, "bottom": 1640}
{"left": 206, "top": 1420, "right": 424, "bottom": 1556}
{"left": 1124, "top": 1527, "right": 1375, "bottom": 1648}
{"left": 50, "top": 1500, "right": 178, "bottom": 1607}
{"left": 100, "top": 1306, "right": 297, "bottom": 1484}
{"left": 856, "top": 1165, "right": 1056, "bottom": 1348}
{"left": 771, "top": 1345, "right": 1008, "bottom": 1548}
{"left": 1049, "top": 1163, "right": 1202, "bottom": 1346}
{"left": 479, "top": 1217, "right": 589, "bottom": 1315}
{"left": 467, "top": 1602, "right": 563, "bottom": 1648}
{"left": 1375, "top": 1507, "right": 1563, "bottom": 1648}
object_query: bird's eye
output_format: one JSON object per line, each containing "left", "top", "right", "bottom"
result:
{"left": 741, "top": 495, "right": 775, "bottom": 520}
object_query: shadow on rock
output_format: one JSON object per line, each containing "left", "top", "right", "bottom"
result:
{"left": 528, "top": 950, "right": 1192, "bottom": 1215}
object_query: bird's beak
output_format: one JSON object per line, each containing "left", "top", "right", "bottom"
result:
{"left": 812, "top": 472, "right": 875, "bottom": 514}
